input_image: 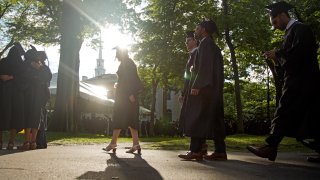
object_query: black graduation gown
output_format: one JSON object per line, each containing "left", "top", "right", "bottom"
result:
{"left": 23, "top": 62, "right": 52, "bottom": 129}
{"left": 112, "top": 58, "right": 143, "bottom": 130}
{"left": 0, "top": 58, "right": 12, "bottom": 130}
{"left": 271, "top": 21, "right": 320, "bottom": 140}
{"left": 0, "top": 53, "right": 26, "bottom": 130}
{"left": 179, "top": 48, "right": 197, "bottom": 132}
{"left": 183, "top": 37, "right": 225, "bottom": 139}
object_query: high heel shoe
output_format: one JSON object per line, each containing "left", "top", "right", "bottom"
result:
{"left": 102, "top": 144, "right": 117, "bottom": 153}
{"left": 126, "top": 145, "right": 141, "bottom": 154}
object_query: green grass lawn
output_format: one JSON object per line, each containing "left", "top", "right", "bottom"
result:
{"left": 3, "top": 131, "right": 312, "bottom": 152}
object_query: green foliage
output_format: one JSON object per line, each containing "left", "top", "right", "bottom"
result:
{"left": 1, "top": 0, "right": 319, "bottom": 133}
{"left": 0, "top": 0, "right": 57, "bottom": 56}
{"left": 154, "top": 115, "right": 179, "bottom": 136}
{"left": 224, "top": 80, "right": 276, "bottom": 124}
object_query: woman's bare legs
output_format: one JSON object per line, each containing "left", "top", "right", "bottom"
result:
{"left": 30, "top": 128, "right": 38, "bottom": 143}
{"left": 129, "top": 127, "right": 139, "bottom": 146}
{"left": 126, "top": 127, "right": 141, "bottom": 154}
{"left": 103, "top": 129, "right": 121, "bottom": 152}
{"left": 29, "top": 128, "right": 38, "bottom": 149}
{"left": 9, "top": 129, "right": 16, "bottom": 142}
{"left": 18, "top": 128, "right": 31, "bottom": 150}
{"left": 6, "top": 129, "right": 16, "bottom": 150}
{"left": 24, "top": 128, "right": 31, "bottom": 143}
{"left": 110, "top": 129, "right": 121, "bottom": 145}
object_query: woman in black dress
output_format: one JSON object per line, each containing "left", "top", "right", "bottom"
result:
{"left": 103, "top": 47, "right": 143, "bottom": 154}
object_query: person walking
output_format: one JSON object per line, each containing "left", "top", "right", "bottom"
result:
{"left": 179, "top": 20, "right": 227, "bottom": 161}
{"left": 178, "top": 31, "right": 208, "bottom": 160}
{"left": 247, "top": 1, "right": 320, "bottom": 162}
{"left": 103, "top": 47, "right": 143, "bottom": 154}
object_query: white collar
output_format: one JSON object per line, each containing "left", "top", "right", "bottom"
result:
{"left": 200, "top": 36, "right": 208, "bottom": 42}
{"left": 190, "top": 47, "right": 197, "bottom": 53}
{"left": 286, "top": 19, "right": 297, "bottom": 30}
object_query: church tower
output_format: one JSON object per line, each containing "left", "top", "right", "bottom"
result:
{"left": 95, "top": 32, "right": 105, "bottom": 77}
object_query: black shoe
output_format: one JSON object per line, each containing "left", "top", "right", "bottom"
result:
{"left": 300, "top": 140, "right": 320, "bottom": 151}
{"left": 247, "top": 145, "right": 277, "bottom": 161}
{"left": 204, "top": 152, "right": 228, "bottom": 161}
{"left": 178, "top": 151, "right": 203, "bottom": 161}
{"left": 307, "top": 156, "right": 320, "bottom": 163}
{"left": 37, "top": 144, "right": 47, "bottom": 149}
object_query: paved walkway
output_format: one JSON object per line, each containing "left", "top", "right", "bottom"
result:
{"left": 0, "top": 144, "right": 320, "bottom": 179}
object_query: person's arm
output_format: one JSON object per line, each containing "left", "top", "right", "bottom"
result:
{"left": 275, "top": 25, "right": 316, "bottom": 66}
{"left": 123, "top": 60, "right": 143, "bottom": 102}
{"left": 191, "top": 38, "right": 214, "bottom": 95}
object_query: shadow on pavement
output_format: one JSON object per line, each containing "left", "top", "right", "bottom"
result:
{"left": 0, "top": 145, "right": 38, "bottom": 156}
{"left": 197, "top": 158, "right": 320, "bottom": 179}
{"left": 77, "top": 153, "right": 163, "bottom": 180}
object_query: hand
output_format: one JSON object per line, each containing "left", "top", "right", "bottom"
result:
{"left": 263, "top": 50, "right": 277, "bottom": 62}
{"left": 190, "top": 89, "right": 200, "bottom": 95}
{"left": 31, "top": 61, "right": 42, "bottom": 70}
{"left": 129, "top": 95, "right": 136, "bottom": 103}
{"left": 0, "top": 75, "right": 13, "bottom": 81}
{"left": 114, "top": 82, "right": 118, "bottom": 89}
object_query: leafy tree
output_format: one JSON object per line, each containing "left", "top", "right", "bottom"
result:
{"left": 48, "top": 0, "right": 132, "bottom": 132}
{"left": 0, "top": 0, "right": 57, "bottom": 57}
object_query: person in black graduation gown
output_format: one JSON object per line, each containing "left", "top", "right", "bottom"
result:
{"left": 178, "top": 31, "right": 208, "bottom": 160}
{"left": 35, "top": 51, "right": 52, "bottom": 149}
{"left": 0, "top": 48, "right": 14, "bottom": 150}
{"left": 103, "top": 47, "right": 144, "bottom": 154}
{"left": 0, "top": 43, "right": 25, "bottom": 150}
{"left": 18, "top": 48, "right": 52, "bottom": 150}
{"left": 179, "top": 20, "right": 227, "bottom": 161}
{"left": 247, "top": 1, "right": 320, "bottom": 162}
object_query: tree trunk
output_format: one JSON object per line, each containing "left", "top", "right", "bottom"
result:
{"left": 149, "top": 65, "right": 159, "bottom": 136}
{"left": 222, "top": 0, "right": 244, "bottom": 133}
{"left": 51, "top": 0, "right": 83, "bottom": 132}
{"left": 265, "top": 59, "right": 283, "bottom": 106}
{"left": 162, "top": 81, "right": 168, "bottom": 117}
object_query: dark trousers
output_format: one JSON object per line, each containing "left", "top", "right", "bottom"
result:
{"left": 266, "top": 133, "right": 284, "bottom": 148}
{"left": 214, "top": 136, "right": 226, "bottom": 153}
{"left": 190, "top": 137, "right": 226, "bottom": 153}
{"left": 190, "top": 137, "right": 206, "bottom": 153}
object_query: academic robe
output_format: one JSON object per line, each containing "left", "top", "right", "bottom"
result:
{"left": 0, "top": 58, "right": 12, "bottom": 130}
{"left": 112, "top": 58, "right": 143, "bottom": 130}
{"left": 271, "top": 21, "right": 320, "bottom": 140}
{"left": 179, "top": 48, "right": 197, "bottom": 133}
{"left": 23, "top": 61, "right": 52, "bottom": 129}
{"left": 0, "top": 46, "right": 26, "bottom": 130}
{"left": 182, "top": 37, "right": 225, "bottom": 139}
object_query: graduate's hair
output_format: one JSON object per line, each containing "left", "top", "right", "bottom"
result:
{"left": 24, "top": 49, "right": 38, "bottom": 63}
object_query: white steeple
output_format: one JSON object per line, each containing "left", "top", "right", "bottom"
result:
{"left": 95, "top": 31, "right": 105, "bottom": 77}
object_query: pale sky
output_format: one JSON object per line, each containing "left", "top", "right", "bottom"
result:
{"left": 36, "top": 26, "right": 134, "bottom": 79}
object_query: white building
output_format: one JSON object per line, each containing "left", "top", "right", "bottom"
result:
{"left": 155, "top": 89, "right": 180, "bottom": 122}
